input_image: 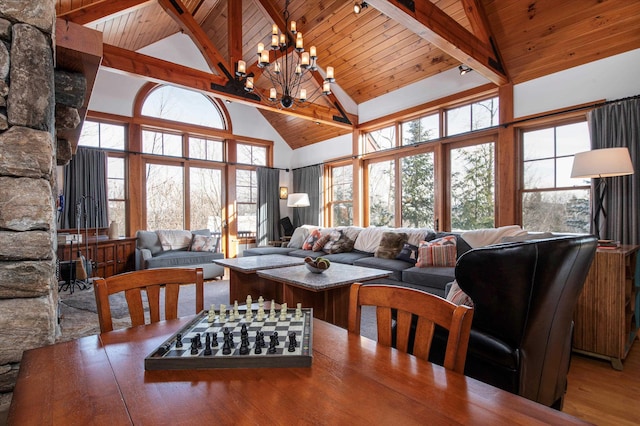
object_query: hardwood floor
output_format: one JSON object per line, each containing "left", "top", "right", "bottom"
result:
{"left": 564, "top": 339, "right": 640, "bottom": 425}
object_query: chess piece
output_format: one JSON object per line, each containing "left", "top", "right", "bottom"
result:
{"left": 279, "top": 304, "right": 287, "bottom": 321}
{"left": 272, "top": 331, "right": 279, "bottom": 345}
{"left": 258, "top": 296, "right": 264, "bottom": 308}
{"left": 175, "top": 333, "right": 183, "bottom": 348}
{"left": 245, "top": 307, "right": 253, "bottom": 321}
{"left": 195, "top": 333, "right": 202, "bottom": 349}
{"left": 233, "top": 300, "right": 240, "bottom": 317}
{"left": 190, "top": 338, "right": 199, "bottom": 355}
{"left": 204, "top": 333, "right": 212, "bottom": 356}
{"left": 270, "top": 300, "right": 276, "bottom": 319}
{"left": 212, "top": 331, "right": 218, "bottom": 347}
{"left": 295, "top": 302, "right": 302, "bottom": 320}
{"left": 288, "top": 332, "right": 297, "bottom": 352}
{"left": 246, "top": 295, "right": 252, "bottom": 308}
{"left": 239, "top": 335, "right": 250, "bottom": 355}
{"left": 222, "top": 338, "right": 232, "bottom": 355}
{"left": 219, "top": 304, "right": 227, "bottom": 321}
{"left": 268, "top": 335, "right": 278, "bottom": 354}
{"left": 208, "top": 304, "right": 216, "bottom": 323}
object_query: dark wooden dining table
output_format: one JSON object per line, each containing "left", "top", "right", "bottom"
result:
{"left": 8, "top": 316, "right": 589, "bottom": 425}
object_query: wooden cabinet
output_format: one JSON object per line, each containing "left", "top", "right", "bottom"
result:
{"left": 573, "top": 245, "right": 639, "bottom": 370}
{"left": 58, "top": 237, "right": 137, "bottom": 279}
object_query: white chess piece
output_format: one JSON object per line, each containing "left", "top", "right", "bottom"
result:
{"left": 279, "top": 303, "right": 288, "bottom": 321}
{"left": 219, "top": 304, "right": 227, "bottom": 321}
{"left": 246, "top": 295, "right": 252, "bottom": 308}
{"left": 258, "top": 296, "right": 264, "bottom": 308}
{"left": 295, "top": 302, "right": 302, "bottom": 320}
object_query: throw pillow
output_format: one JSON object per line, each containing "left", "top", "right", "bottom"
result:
{"left": 416, "top": 235, "right": 457, "bottom": 267}
{"left": 375, "top": 232, "right": 408, "bottom": 259}
{"left": 190, "top": 234, "right": 217, "bottom": 252}
{"left": 313, "top": 234, "right": 331, "bottom": 251}
{"left": 446, "top": 280, "right": 474, "bottom": 307}
{"left": 396, "top": 243, "right": 419, "bottom": 264}
{"left": 325, "top": 231, "right": 355, "bottom": 254}
{"left": 302, "top": 229, "right": 322, "bottom": 250}
{"left": 156, "top": 230, "right": 192, "bottom": 251}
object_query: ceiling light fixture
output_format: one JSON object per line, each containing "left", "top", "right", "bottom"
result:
{"left": 354, "top": 2, "right": 368, "bottom": 14}
{"left": 235, "top": 0, "right": 334, "bottom": 110}
{"left": 459, "top": 65, "right": 473, "bottom": 75}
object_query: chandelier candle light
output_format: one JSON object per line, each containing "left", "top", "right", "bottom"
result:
{"left": 236, "top": 0, "right": 334, "bottom": 109}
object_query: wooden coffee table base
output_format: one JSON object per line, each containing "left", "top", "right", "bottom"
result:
{"left": 227, "top": 269, "right": 283, "bottom": 304}
{"left": 283, "top": 283, "right": 351, "bottom": 328}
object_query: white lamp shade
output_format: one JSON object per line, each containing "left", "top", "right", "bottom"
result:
{"left": 571, "top": 147, "right": 634, "bottom": 178}
{"left": 287, "top": 193, "right": 310, "bottom": 207}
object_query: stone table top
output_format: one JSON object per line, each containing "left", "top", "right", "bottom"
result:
{"left": 214, "top": 254, "right": 304, "bottom": 273}
{"left": 256, "top": 262, "right": 392, "bottom": 291}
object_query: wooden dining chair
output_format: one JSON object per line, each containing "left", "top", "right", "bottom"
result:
{"left": 93, "top": 267, "right": 204, "bottom": 333}
{"left": 348, "top": 283, "right": 474, "bottom": 374}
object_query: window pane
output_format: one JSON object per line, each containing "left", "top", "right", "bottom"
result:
{"left": 365, "top": 126, "right": 395, "bottom": 152}
{"left": 190, "top": 167, "right": 223, "bottom": 232}
{"left": 450, "top": 143, "right": 495, "bottom": 230}
{"left": 108, "top": 178, "right": 125, "bottom": 199}
{"left": 142, "top": 130, "right": 182, "bottom": 157}
{"left": 524, "top": 159, "right": 555, "bottom": 189}
{"left": 522, "top": 190, "right": 590, "bottom": 233}
{"left": 237, "top": 203, "right": 256, "bottom": 233}
{"left": 146, "top": 163, "right": 184, "bottom": 229}
{"left": 189, "top": 137, "right": 223, "bottom": 161}
{"left": 330, "top": 165, "right": 353, "bottom": 226}
{"left": 368, "top": 160, "right": 395, "bottom": 226}
{"left": 556, "top": 122, "right": 590, "bottom": 156}
{"left": 99, "top": 123, "right": 125, "bottom": 150}
{"left": 108, "top": 201, "right": 125, "bottom": 237}
{"left": 401, "top": 152, "right": 434, "bottom": 228}
{"left": 142, "top": 85, "right": 224, "bottom": 129}
{"left": 79, "top": 121, "right": 100, "bottom": 147}
{"left": 523, "top": 128, "right": 555, "bottom": 161}
{"left": 402, "top": 114, "right": 439, "bottom": 145}
{"left": 237, "top": 143, "right": 266, "bottom": 166}
{"left": 472, "top": 98, "right": 499, "bottom": 130}
{"left": 108, "top": 157, "right": 124, "bottom": 179}
{"left": 447, "top": 104, "right": 471, "bottom": 136}
{"left": 332, "top": 202, "right": 353, "bottom": 226}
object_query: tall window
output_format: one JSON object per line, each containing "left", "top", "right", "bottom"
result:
{"left": 368, "top": 160, "right": 395, "bottom": 226}
{"left": 402, "top": 113, "right": 439, "bottom": 145}
{"left": 236, "top": 168, "right": 257, "bottom": 234}
{"left": 450, "top": 142, "right": 495, "bottom": 231}
{"left": 327, "top": 164, "right": 353, "bottom": 226}
{"left": 521, "top": 121, "right": 590, "bottom": 233}
{"left": 142, "top": 130, "right": 182, "bottom": 157}
{"left": 78, "top": 120, "right": 127, "bottom": 233}
{"left": 237, "top": 143, "right": 267, "bottom": 166}
{"left": 146, "top": 163, "right": 184, "bottom": 229}
{"left": 401, "top": 152, "right": 435, "bottom": 228}
{"left": 141, "top": 85, "right": 225, "bottom": 128}
{"left": 190, "top": 167, "right": 223, "bottom": 231}
{"left": 364, "top": 125, "right": 395, "bottom": 153}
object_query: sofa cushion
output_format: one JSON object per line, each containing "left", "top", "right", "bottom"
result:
{"left": 402, "top": 266, "right": 456, "bottom": 291}
{"left": 288, "top": 248, "right": 321, "bottom": 258}
{"left": 416, "top": 236, "right": 457, "bottom": 267}
{"left": 396, "top": 243, "right": 419, "bottom": 264}
{"left": 375, "top": 232, "right": 408, "bottom": 259}
{"left": 243, "top": 247, "right": 296, "bottom": 257}
{"left": 446, "top": 280, "right": 474, "bottom": 307}
{"left": 156, "top": 230, "right": 192, "bottom": 251}
{"left": 136, "top": 230, "right": 163, "bottom": 255}
{"left": 145, "top": 250, "right": 219, "bottom": 269}
{"left": 353, "top": 256, "right": 413, "bottom": 281}
{"left": 322, "top": 251, "right": 372, "bottom": 265}
{"left": 353, "top": 227, "right": 387, "bottom": 253}
{"left": 313, "top": 234, "right": 331, "bottom": 251}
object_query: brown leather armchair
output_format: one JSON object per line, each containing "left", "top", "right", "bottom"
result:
{"left": 430, "top": 235, "right": 597, "bottom": 409}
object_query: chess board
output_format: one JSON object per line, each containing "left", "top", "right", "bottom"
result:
{"left": 145, "top": 308, "right": 313, "bottom": 370}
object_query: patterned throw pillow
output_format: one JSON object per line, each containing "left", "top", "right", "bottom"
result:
{"left": 325, "top": 231, "right": 355, "bottom": 254}
{"left": 313, "top": 234, "right": 331, "bottom": 251}
{"left": 416, "top": 235, "right": 457, "bottom": 267}
{"left": 189, "top": 235, "right": 217, "bottom": 252}
{"left": 396, "top": 243, "right": 419, "bottom": 264}
{"left": 375, "top": 232, "right": 409, "bottom": 259}
{"left": 302, "top": 229, "right": 322, "bottom": 250}
{"left": 446, "top": 280, "right": 474, "bottom": 307}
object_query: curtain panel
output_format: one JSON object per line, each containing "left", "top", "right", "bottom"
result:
{"left": 256, "top": 167, "right": 281, "bottom": 245}
{"left": 588, "top": 97, "right": 640, "bottom": 244}
{"left": 59, "top": 147, "right": 109, "bottom": 230}
{"left": 292, "top": 165, "right": 323, "bottom": 227}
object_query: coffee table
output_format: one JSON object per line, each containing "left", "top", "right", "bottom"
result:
{"left": 213, "top": 254, "right": 305, "bottom": 303}
{"left": 257, "top": 263, "right": 391, "bottom": 328}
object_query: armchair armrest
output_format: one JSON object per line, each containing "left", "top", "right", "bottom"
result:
{"left": 135, "top": 248, "right": 153, "bottom": 270}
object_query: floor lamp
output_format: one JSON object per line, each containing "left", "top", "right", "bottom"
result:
{"left": 287, "top": 193, "right": 310, "bottom": 228}
{"left": 570, "top": 147, "right": 634, "bottom": 240}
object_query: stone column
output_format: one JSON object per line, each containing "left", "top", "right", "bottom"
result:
{"left": 0, "top": 0, "right": 57, "bottom": 416}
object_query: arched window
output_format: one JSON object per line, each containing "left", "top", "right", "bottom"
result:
{"left": 141, "top": 85, "right": 226, "bottom": 129}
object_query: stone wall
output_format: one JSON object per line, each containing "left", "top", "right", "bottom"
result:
{"left": 0, "top": 0, "right": 57, "bottom": 415}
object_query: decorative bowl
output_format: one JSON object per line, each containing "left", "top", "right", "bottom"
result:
{"left": 305, "top": 263, "right": 327, "bottom": 274}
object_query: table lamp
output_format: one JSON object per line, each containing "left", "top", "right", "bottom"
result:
{"left": 570, "top": 147, "right": 634, "bottom": 239}
{"left": 287, "top": 193, "right": 310, "bottom": 227}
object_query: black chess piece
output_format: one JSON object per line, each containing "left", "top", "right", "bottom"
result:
{"left": 239, "top": 336, "right": 250, "bottom": 355}
{"left": 222, "top": 338, "right": 232, "bottom": 355}
{"left": 204, "top": 333, "right": 212, "bottom": 356}
{"left": 268, "top": 334, "right": 278, "bottom": 354}
{"left": 212, "top": 331, "right": 218, "bottom": 347}
{"left": 190, "top": 338, "right": 199, "bottom": 355}
{"left": 288, "top": 331, "right": 297, "bottom": 352}
{"left": 175, "top": 333, "right": 183, "bottom": 348}
{"left": 254, "top": 341, "right": 262, "bottom": 354}
{"left": 272, "top": 331, "right": 279, "bottom": 345}
{"left": 195, "top": 333, "right": 202, "bottom": 349}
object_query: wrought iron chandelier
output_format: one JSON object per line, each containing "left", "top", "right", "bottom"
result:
{"left": 235, "top": 0, "right": 335, "bottom": 109}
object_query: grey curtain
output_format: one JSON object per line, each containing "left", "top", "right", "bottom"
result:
{"left": 59, "top": 147, "right": 109, "bottom": 230}
{"left": 256, "top": 167, "right": 281, "bottom": 245}
{"left": 292, "top": 165, "right": 323, "bottom": 227}
{"left": 588, "top": 97, "right": 640, "bottom": 244}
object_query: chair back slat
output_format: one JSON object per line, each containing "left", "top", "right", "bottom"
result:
{"left": 348, "top": 283, "right": 474, "bottom": 374}
{"left": 93, "top": 267, "right": 204, "bottom": 333}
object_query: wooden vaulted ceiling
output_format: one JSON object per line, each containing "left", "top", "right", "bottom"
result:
{"left": 56, "top": 0, "right": 640, "bottom": 150}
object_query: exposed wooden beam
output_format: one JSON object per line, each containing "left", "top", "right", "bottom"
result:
{"left": 460, "top": 0, "right": 491, "bottom": 45}
{"left": 101, "top": 44, "right": 354, "bottom": 129}
{"left": 57, "top": 0, "right": 153, "bottom": 25}
{"left": 157, "top": 0, "right": 230, "bottom": 77}
{"left": 367, "top": 0, "right": 508, "bottom": 85}
{"left": 228, "top": 0, "right": 243, "bottom": 69}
